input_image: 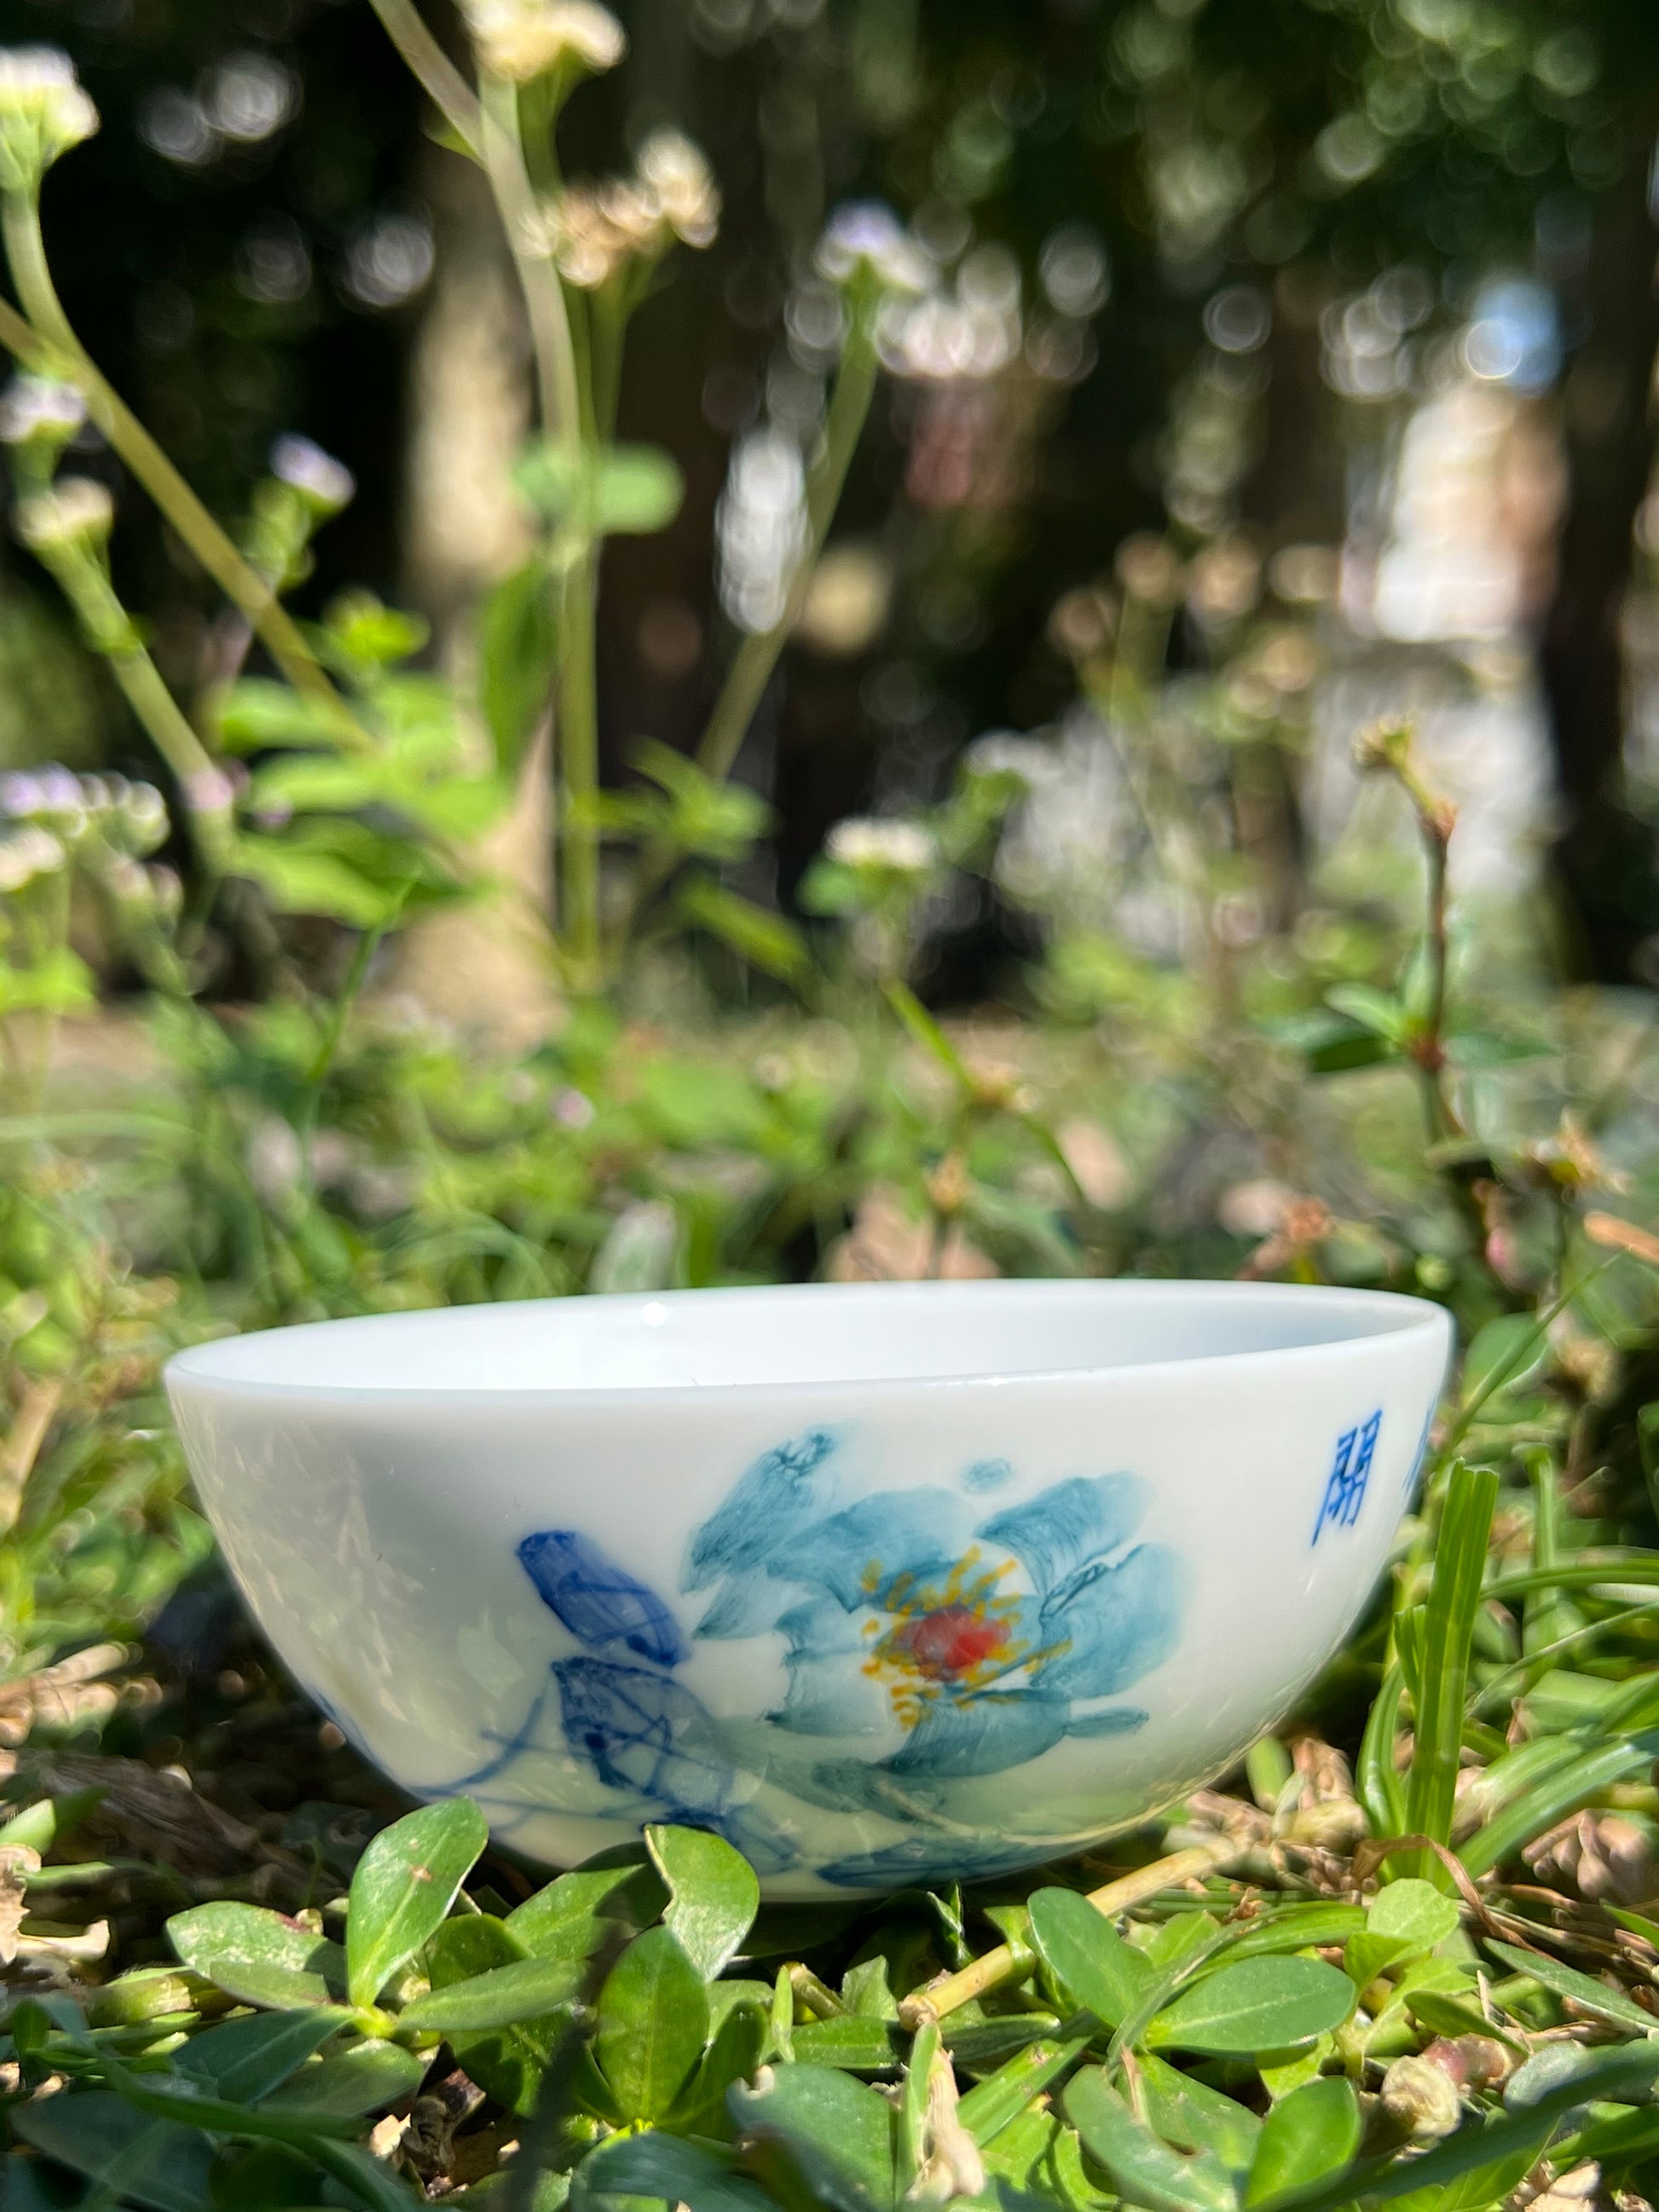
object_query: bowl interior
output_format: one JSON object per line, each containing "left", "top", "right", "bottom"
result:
{"left": 168, "top": 1279, "right": 1442, "bottom": 1397}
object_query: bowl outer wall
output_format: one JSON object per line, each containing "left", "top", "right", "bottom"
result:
{"left": 165, "top": 1302, "right": 1452, "bottom": 1898}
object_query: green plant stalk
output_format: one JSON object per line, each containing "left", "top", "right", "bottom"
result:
{"left": 604, "top": 313, "right": 884, "bottom": 972}
{"left": 696, "top": 315, "right": 882, "bottom": 787}
{"left": 0, "top": 197, "right": 356, "bottom": 736}
{"left": 29, "top": 545, "right": 232, "bottom": 874}
{"left": 476, "top": 72, "right": 582, "bottom": 453}
{"left": 558, "top": 546, "right": 602, "bottom": 980}
{"left": 471, "top": 71, "right": 596, "bottom": 970}
{"left": 364, "top": 0, "right": 484, "bottom": 155}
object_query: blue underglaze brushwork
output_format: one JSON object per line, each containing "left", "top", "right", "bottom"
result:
{"left": 1312, "top": 1410, "right": 1382, "bottom": 1545}
{"left": 457, "top": 1432, "right": 1188, "bottom": 1888}
{"left": 687, "top": 1463, "right": 1183, "bottom": 1779}
{"left": 517, "top": 1529, "right": 685, "bottom": 1666}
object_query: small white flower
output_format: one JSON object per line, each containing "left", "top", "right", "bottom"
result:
{"left": 14, "top": 476, "right": 113, "bottom": 553}
{"left": 825, "top": 817, "right": 939, "bottom": 876}
{"left": 817, "top": 201, "right": 932, "bottom": 297}
{"left": 120, "top": 782, "right": 169, "bottom": 856}
{"left": 635, "top": 130, "right": 719, "bottom": 248}
{"left": 0, "top": 373, "right": 86, "bottom": 448}
{"left": 0, "top": 48, "right": 98, "bottom": 193}
{"left": 0, "top": 824, "right": 66, "bottom": 893}
{"left": 462, "top": 0, "right": 625, "bottom": 85}
{"left": 269, "top": 434, "right": 356, "bottom": 514}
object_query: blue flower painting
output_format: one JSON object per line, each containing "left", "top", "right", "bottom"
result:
{"left": 685, "top": 1447, "right": 1183, "bottom": 1780}
{"left": 462, "top": 1429, "right": 1186, "bottom": 1889}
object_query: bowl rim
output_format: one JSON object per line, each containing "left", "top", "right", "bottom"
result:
{"left": 165, "top": 1276, "right": 1453, "bottom": 1411}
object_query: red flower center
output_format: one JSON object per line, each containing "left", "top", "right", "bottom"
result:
{"left": 893, "top": 1604, "right": 1011, "bottom": 1680}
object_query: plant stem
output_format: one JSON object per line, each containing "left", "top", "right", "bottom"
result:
{"left": 364, "top": 0, "right": 483, "bottom": 155}
{"left": 558, "top": 550, "right": 601, "bottom": 979}
{"left": 0, "top": 195, "right": 356, "bottom": 736}
{"left": 477, "top": 73, "right": 582, "bottom": 453}
{"left": 897, "top": 1837, "right": 1247, "bottom": 2028}
{"left": 471, "top": 72, "right": 594, "bottom": 973}
{"left": 1410, "top": 783, "right": 1456, "bottom": 1141}
{"left": 696, "top": 316, "right": 881, "bottom": 785}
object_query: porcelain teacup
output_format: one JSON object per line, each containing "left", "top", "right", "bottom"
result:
{"left": 165, "top": 1279, "right": 1451, "bottom": 1897}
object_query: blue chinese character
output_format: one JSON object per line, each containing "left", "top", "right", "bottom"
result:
{"left": 1313, "top": 1411, "right": 1381, "bottom": 1545}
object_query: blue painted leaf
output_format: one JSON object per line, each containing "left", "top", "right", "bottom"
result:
{"left": 1036, "top": 1543, "right": 1184, "bottom": 1701}
{"left": 887, "top": 1691, "right": 1071, "bottom": 1778}
{"left": 553, "top": 1658, "right": 727, "bottom": 1810}
{"left": 683, "top": 1430, "right": 839, "bottom": 1591}
{"left": 518, "top": 1530, "right": 685, "bottom": 1666}
{"left": 976, "top": 1474, "right": 1147, "bottom": 1595}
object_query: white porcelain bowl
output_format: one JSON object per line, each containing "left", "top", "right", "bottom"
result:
{"left": 165, "top": 1279, "right": 1451, "bottom": 1898}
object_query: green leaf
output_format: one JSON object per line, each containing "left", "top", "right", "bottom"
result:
{"left": 1483, "top": 1940, "right": 1659, "bottom": 2034}
{"left": 1403, "top": 1460, "right": 1499, "bottom": 1875}
{"left": 648, "top": 1822, "right": 760, "bottom": 1981}
{"left": 1241, "top": 2044, "right": 1659, "bottom": 2212}
{"left": 231, "top": 834, "right": 405, "bottom": 929}
{"left": 419, "top": 1911, "right": 567, "bottom": 2117}
{"left": 1344, "top": 1879, "right": 1460, "bottom": 1988}
{"left": 1028, "top": 1886, "right": 1158, "bottom": 2030}
{"left": 10, "top": 2094, "right": 215, "bottom": 2212}
{"left": 344, "top": 1797, "right": 488, "bottom": 2009}
{"left": 167, "top": 1901, "right": 347, "bottom": 2011}
{"left": 216, "top": 676, "right": 344, "bottom": 754}
{"left": 581, "top": 2130, "right": 774, "bottom": 2212}
{"left": 478, "top": 556, "right": 558, "bottom": 775}
{"left": 1147, "top": 1958, "right": 1356, "bottom": 2056}
{"left": 961, "top": 2038, "right": 1098, "bottom": 2153}
{"left": 1063, "top": 2070, "right": 1240, "bottom": 2212}
{"left": 172, "top": 2006, "right": 348, "bottom": 2102}
{"left": 262, "top": 2039, "right": 428, "bottom": 2119}
{"left": 506, "top": 1853, "right": 668, "bottom": 1961}
{"left": 514, "top": 440, "right": 685, "bottom": 538}
{"left": 400, "top": 1952, "right": 583, "bottom": 2033}
{"left": 594, "top": 1924, "right": 710, "bottom": 2122}
{"left": 1138, "top": 2052, "right": 1261, "bottom": 2174}
{"left": 726, "top": 2062, "right": 898, "bottom": 2212}
{"left": 680, "top": 877, "right": 813, "bottom": 987}
{"left": 791, "top": 2015, "right": 906, "bottom": 2072}
{"left": 1458, "top": 1737, "right": 1658, "bottom": 1878}
{"left": 594, "top": 445, "right": 685, "bottom": 534}
{"left": 673, "top": 1997, "right": 770, "bottom": 2132}
{"left": 1220, "top": 1905, "right": 1367, "bottom": 1963}
{"left": 1460, "top": 1315, "right": 1550, "bottom": 1413}
{"left": 1324, "top": 983, "right": 1408, "bottom": 1044}
{"left": 1244, "top": 2076, "right": 1361, "bottom": 2203}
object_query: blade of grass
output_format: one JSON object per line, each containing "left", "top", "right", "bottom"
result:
{"left": 1402, "top": 1459, "right": 1497, "bottom": 1885}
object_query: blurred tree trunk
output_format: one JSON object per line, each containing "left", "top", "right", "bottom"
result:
{"left": 391, "top": 148, "right": 558, "bottom": 1049}
{"left": 1540, "top": 122, "right": 1659, "bottom": 982}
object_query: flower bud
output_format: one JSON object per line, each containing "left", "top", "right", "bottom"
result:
{"left": 269, "top": 434, "right": 356, "bottom": 517}
{"left": 817, "top": 202, "right": 933, "bottom": 298}
{"left": 462, "top": 0, "right": 625, "bottom": 85}
{"left": 0, "top": 373, "right": 87, "bottom": 463}
{"left": 1352, "top": 719, "right": 1413, "bottom": 776}
{"left": 824, "top": 817, "right": 938, "bottom": 877}
{"left": 1381, "top": 2053, "right": 1461, "bottom": 2140}
{"left": 635, "top": 130, "right": 719, "bottom": 248}
{"left": 0, "top": 824, "right": 66, "bottom": 893}
{"left": 0, "top": 47, "right": 98, "bottom": 193}
{"left": 120, "top": 781, "right": 169, "bottom": 858}
{"left": 14, "top": 476, "right": 113, "bottom": 554}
